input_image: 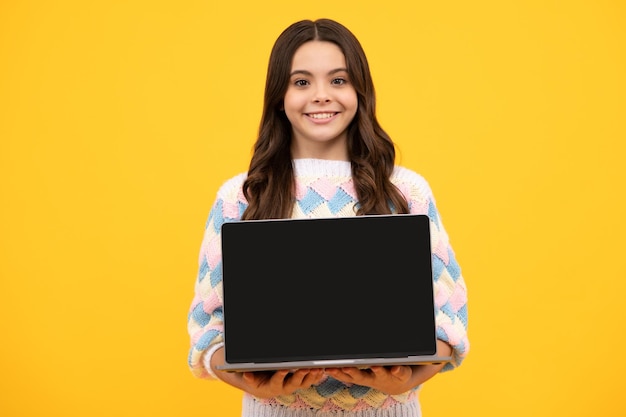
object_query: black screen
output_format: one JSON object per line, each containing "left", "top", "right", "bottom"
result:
{"left": 220, "top": 214, "right": 437, "bottom": 363}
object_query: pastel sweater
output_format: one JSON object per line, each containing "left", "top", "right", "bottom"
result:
{"left": 187, "top": 158, "right": 469, "bottom": 417}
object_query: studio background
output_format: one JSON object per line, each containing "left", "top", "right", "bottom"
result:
{"left": 1, "top": 1, "right": 624, "bottom": 416}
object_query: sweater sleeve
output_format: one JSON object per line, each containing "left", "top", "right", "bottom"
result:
{"left": 187, "top": 174, "right": 247, "bottom": 379}
{"left": 393, "top": 168, "right": 470, "bottom": 371}
{"left": 427, "top": 201, "right": 469, "bottom": 371}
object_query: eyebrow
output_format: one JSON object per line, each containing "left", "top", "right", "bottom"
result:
{"left": 289, "top": 68, "right": 348, "bottom": 77}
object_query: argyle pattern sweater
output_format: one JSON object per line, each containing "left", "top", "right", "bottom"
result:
{"left": 187, "top": 158, "right": 469, "bottom": 416}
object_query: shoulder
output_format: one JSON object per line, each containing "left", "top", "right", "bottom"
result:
{"left": 215, "top": 172, "right": 248, "bottom": 201}
{"left": 207, "top": 172, "right": 249, "bottom": 223}
{"left": 391, "top": 165, "right": 435, "bottom": 202}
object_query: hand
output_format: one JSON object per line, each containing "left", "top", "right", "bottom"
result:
{"left": 326, "top": 340, "right": 454, "bottom": 394}
{"left": 238, "top": 368, "right": 325, "bottom": 398}
{"left": 325, "top": 342, "right": 451, "bottom": 396}
{"left": 324, "top": 365, "right": 417, "bottom": 395}
{"left": 211, "top": 347, "right": 323, "bottom": 398}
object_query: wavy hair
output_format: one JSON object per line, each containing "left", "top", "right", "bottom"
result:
{"left": 242, "top": 18, "right": 409, "bottom": 219}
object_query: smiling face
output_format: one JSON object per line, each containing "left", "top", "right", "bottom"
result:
{"left": 284, "top": 41, "right": 358, "bottom": 161}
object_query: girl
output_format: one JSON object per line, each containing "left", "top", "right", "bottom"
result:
{"left": 187, "top": 18, "right": 469, "bottom": 417}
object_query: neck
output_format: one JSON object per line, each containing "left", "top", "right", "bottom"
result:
{"left": 290, "top": 141, "right": 349, "bottom": 161}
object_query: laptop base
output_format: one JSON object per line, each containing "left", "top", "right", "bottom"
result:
{"left": 216, "top": 355, "right": 452, "bottom": 373}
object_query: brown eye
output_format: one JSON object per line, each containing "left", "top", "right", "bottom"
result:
{"left": 331, "top": 78, "right": 347, "bottom": 85}
{"left": 294, "top": 79, "right": 309, "bottom": 87}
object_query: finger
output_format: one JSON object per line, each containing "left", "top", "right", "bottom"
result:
{"left": 300, "top": 369, "right": 323, "bottom": 387}
{"left": 324, "top": 367, "right": 341, "bottom": 376}
{"left": 324, "top": 368, "right": 352, "bottom": 382}
{"left": 242, "top": 371, "right": 275, "bottom": 387}
{"left": 312, "top": 370, "right": 326, "bottom": 384}
{"left": 370, "top": 366, "right": 388, "bottom": 376}
{"left": 285, "top": 369, "right": 312, "bottom": 386}
{"left": 334, "top": 368, "right": 371, "bottom": 385}
{"left": 269, "top": 370, "right": 290, "bottom": 389}
{"left": 340, "top": 367, "right": 365, "bottom": 378}
{"left": 242, "top": 372, "right": 257, "bottom": 386}
{"left": 390, "top": 365, "right": 411, "bottom": 380}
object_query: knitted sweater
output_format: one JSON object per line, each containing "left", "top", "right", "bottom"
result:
{"left": 187, "top": 158, "right": 469, "bottom": 417}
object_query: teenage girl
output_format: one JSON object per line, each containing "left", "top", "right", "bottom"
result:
{"left": 187, "top": 18, "right": 469, "bottom": 417}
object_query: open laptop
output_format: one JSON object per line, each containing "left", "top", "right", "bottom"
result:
{"left": 216, "top": 213, "right": 451, "bottom": 372}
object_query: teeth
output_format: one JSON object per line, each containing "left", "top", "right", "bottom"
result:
{"left": 308, "top": 113, "right": 335, "bottom": 119}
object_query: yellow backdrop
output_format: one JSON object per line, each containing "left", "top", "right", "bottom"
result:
{"left": 1, "top": 1, "right": 625, "bottom": 416}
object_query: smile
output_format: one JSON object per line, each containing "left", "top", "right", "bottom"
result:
{"left": 306, "top": 112, "right": 338, "bottom": 119}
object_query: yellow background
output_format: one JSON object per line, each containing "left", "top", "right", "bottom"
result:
{"left": 1, "top": 1, "right": 625, "bottom": 416}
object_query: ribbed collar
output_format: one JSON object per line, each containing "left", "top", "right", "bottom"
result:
{"left": 292, "top": 158, "right": 352, "bottom": 177}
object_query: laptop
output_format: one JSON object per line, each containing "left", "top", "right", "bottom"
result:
{"left": 216, "top": 213, "right": 451, "bottom": 372}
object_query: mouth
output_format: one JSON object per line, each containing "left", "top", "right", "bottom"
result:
{"left": 305, "top": 112, "right": 339, "bottom": 120}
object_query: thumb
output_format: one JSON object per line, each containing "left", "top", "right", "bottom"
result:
{"left": 242, "top": 372, "right": 256, "bottom": 384}
{"left": 390, "top": 366, "right": 410, "bottom": 379}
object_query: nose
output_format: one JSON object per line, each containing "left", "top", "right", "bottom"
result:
{"left": 313, "top": 84, "right": 331, "bottom": 103}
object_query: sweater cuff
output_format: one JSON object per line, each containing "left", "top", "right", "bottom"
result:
{"left": 202, "top": 342, "right": 225, "bottom": 379}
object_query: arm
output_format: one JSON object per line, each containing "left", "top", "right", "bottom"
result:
{"left": 187, "top": 175, "right": 248, "bottom": 379}
{"left": 427, "top": 200, "right": 469, "bottom": 371}
{"left": 398, "top": 170, "right": 470, "bottom": 369}
{"left": 187, "top": 204, "right": 227, "bottom": 379}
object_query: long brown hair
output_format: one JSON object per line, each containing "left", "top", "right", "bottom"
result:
{"left": 242, "top": 19, "right": 409, "bottom": 220}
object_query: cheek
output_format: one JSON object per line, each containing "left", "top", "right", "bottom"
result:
{"left": 345, "top": 93, "right": 358, "bottom": 116}
{"left": 342, "top": 89, "right": 358, "bottom": 111}
{"left": 282, "top": 93, "right": 295, "bottom": 120}
{"left": 283, "top": 91, "right": 303, "bottom": 113}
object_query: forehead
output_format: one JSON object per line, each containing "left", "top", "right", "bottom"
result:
{"left": 290, "top": 41, "right": 347, "bottom": 71}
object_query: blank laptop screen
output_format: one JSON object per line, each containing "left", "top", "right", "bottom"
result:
{"left": 220, "top": 214, "right": 436, "bottom": 364}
